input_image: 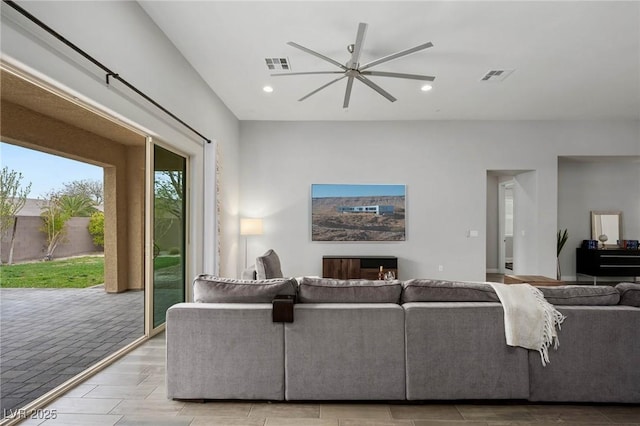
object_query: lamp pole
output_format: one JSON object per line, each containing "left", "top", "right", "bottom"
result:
{"left": 244, "top": 236, "right": 249, "bottom": 269}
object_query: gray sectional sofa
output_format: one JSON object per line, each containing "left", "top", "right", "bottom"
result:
{"left": 166, "top": 277, "right": 640, "bottom": 403}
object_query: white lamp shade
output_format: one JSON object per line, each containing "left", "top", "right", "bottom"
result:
{"left": 240, "top": 218, "right": 263, "bottom": 236}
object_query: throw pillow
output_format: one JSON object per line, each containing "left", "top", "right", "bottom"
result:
{"left": 402, "top": 279, "right": 499, "bottom": 303}
{"left": 298, "top": 277, "right": 402, "bottom": 303}
{"left": 537, "top": 285, "right": 620, "bottom": 305}
{"left": 255, "top": 249, "right": 283, "bottom": 280}
{"left": 616, "top": 282, "right": 640, "bottom": 307}
{"left": 192, "top": 275, "right": 296, "bottom": 303}
{"left": 241, "top": 265, "right": 257, "bottom": 280}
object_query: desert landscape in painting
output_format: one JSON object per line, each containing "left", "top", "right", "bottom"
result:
{"left": 312, "top": 195, "right": 406, "bottom": 241}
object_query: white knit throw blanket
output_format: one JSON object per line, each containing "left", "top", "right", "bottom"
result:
{"left": 489, "top": 283, "right": 566, "bottom": 366}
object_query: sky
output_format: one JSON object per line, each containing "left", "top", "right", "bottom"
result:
{"left": 1, "top": 142, "right": 103, "bottom": 199}
{"left": 312, "top": 184, "right": 405, "bottom": 198}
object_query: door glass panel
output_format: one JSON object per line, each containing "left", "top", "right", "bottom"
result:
{"left": 153, "top": 145, "right": 186, "bottom": 328}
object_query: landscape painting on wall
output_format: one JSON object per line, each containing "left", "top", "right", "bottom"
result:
{"left": 311, "top": 184, "right": 406, "bottom": 241}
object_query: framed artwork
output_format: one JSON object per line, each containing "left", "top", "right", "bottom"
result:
{"left": 311, "top": 184, "right": 406, "bottom": 241}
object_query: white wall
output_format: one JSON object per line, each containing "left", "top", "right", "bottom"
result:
{"left": 1, "top": 1, "right": 241, "bottom": 276}
{"left": 240, "top": 120, "right": 639, "bottom": 281}
{"left": 5, "top": 2, "right": 637, "bottom": 281}
{"left": 558, "top": 158, "right": 640, "bottom": 281}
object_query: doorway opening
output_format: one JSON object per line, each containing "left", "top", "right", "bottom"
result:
{"left": 500, "top": 181, "right": 515, "bottom": 273}
{"left": 487, "top": 170, "right": 538, "bottom": 279}
{"left": 0, "top": 144, "right": 144, "bottom": 418}
{"left": 0, "top": 67, "right": 153, "bottom": 419}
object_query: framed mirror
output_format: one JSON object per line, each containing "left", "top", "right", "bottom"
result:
{"left": 591, "top": 211, "right": 622, "bottom": 248}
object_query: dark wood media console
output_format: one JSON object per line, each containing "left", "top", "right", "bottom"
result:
{"left": 322, "top": 256, "right": 398, "bottom": 280}
{"left": 576, "top": 248, "right": 640, "bottom": 284}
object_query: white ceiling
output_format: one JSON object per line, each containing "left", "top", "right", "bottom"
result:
{"left": 139, "top": 1, "right": 640, "bottom": 121}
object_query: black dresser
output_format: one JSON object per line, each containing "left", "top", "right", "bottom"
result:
{"left": 576, "top": 248, "right": 640, "bottom": 283}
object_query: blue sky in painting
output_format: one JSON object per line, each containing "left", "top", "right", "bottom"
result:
{"left": 312, "top": 184, "right": 405, "bottom": 198}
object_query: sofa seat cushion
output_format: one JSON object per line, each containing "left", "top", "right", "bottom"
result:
{"left": 616, "top": 282, "right": 640, "bottom": 307}
{"left": 298, "top": 277, "right": 402, "bottom": 303}
{"left": 537, "top": 285, "right": 620, "bottom": 305}
{"left": 402, "top": 279, "right": 499, "bottom": 303}
{"left": 193, "top": 275, "right": 297, "bottom": 303}
{"left": 256, "top": 249, "right": 283, "bottom": 279}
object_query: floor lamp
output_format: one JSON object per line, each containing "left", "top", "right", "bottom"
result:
{"left": 240, "top": 218, "right": 263, "bottom": 268}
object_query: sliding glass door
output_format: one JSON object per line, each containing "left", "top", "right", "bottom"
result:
{"left": 152, "top": 144, "right": 187, "bottom": 328}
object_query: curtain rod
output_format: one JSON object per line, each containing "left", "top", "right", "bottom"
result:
{"left": 3, "top": 0, "right": 212, "bottom": 144}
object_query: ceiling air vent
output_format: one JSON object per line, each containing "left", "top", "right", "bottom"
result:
{"left": 480, "top": 69, "right": 514, "bottom": 82}
{"left": 265, "top": 58, "right": 290, "bottom": 71}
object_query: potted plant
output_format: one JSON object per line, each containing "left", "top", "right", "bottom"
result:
{"left": 557, "top": 229, "right": 568, "bottom": 280}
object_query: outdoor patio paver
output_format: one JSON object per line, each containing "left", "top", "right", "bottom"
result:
{"left": 0, "top": 286, "right": 143, "bottom": 418}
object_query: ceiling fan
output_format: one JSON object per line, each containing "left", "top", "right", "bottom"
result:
{"left": 271, "top": 22, "right": 435, "bottom": 108}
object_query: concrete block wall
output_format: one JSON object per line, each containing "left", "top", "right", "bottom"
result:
{"left": 0, "top": 216, "right": 102, "bottom": 263}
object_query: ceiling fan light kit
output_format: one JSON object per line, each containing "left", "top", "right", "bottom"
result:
{"left": 272, "top": 22, "right": 435, "bottom": 108}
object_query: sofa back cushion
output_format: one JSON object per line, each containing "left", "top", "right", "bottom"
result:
{"left": 298, "top": 277, "right": 402, "bottom": 303}
{"left": 402, "top": 279, "right": 499, "bottom": 303}
{"left": 193, "top": 275, "right": 297, "bottom": 303}
{"left": 615, "top": 283, "right": 640, "bottom": 307}
{"left": 537, "top": 285, "right": 620, "bottom": 305}
{"left": 255, "top": 249, "right": 283, "bottom": 280}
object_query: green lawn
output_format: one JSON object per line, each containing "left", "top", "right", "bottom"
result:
{"left": 0, "top": 255, "right": 182, "bottom": 289}
{"left": 0, "top": 256, "right": 105, "bottom": 288}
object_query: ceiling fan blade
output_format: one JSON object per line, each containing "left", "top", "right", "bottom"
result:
{"left": 298, "top": 75, "right": 347, "bottom": 101}
{"left": 355, "top": 75, "right": 397, "bottom": 103}
{"left": 347, "top": 22, "right": 368, "bottom": 69}
{"left": 361, "top": 71, "right": 435, "bottom": 81}
{"left": 359, "top": 42, "right": 434, "bottom": 71}
{"left": 343, "top": 76, "right": 355, "bottom": 108}
{"left": 272, "top": 71, "right": 345, "bottom": 77}
{"left": 287, "top": 41, "right": 347, "bottom": 71}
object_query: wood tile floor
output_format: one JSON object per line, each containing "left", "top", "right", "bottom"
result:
{"left": 17, "top": 333, "right": 640, "bottom": 426}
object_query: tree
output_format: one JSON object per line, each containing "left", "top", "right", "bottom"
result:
{"left": 154, "top": 170, "right": 183, "bottom": 243}
{"left": 0, "top": 166, "right": 32, "bottom": 264}
{"left": 62, "top": 179, "right": 103, "bottom": 205}
{"left": 88, "top": 211, "right": 104, "bottom": 248}
{"left": 40, "top": 192, "right": 71, "bottom": 261}
{"left": 39, "top": 190, "right": 98, "bottom": 260}
{"left": 155, "top": 171, "right": 183, "bottom": 220}
{"left": 59, "top": 194, "right": 96, "bottom": 217}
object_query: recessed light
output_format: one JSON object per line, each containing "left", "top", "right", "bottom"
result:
{"left": 421, "top": 84, "right": 433, "bottom": 92}
{"left": 263, "top": 86, "right": 274, "bottom": 93}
